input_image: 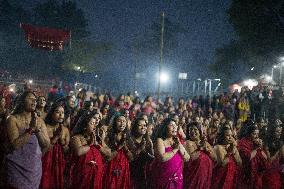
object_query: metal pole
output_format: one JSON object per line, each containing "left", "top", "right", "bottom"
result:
{"left": 271, "top": 67, "right": 274, "bottom": 81}
{"left": 197, "top": 82, "right": 200, "bottom": 95}
{"left": 204, "top": 80, "right": 207, "bottom": 95}
{"left": 280, "top": 65, "right": 283, "bottom": 86}
{"left": 193, "top": 80, "right": 196, "bottom": 96}
{"left": 209, "top": 79, "right": 212, "bottom": 97}
{"left": 157, "top": 12, "right": 165, "bottom": 100}
{"left": 181, "top": 80, "right": 184, "bottom": 95}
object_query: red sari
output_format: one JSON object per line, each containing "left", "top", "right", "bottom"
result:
{"left": 69, "top": 145, "right": 104, "bottom": 189}
{"left": 262, "top": 157, "right": 282, "bottom": 189}
{"left": 183, "top": 151, "right": 214, "bottom": 189}
{"left": 103, "top": 149, "right": 130, "bottom": 189}
{"left": 40, "top": 142, "right": 66, "bottom": 189}
{"left": 211, "top": 154, "right": 238, "bottom": 189}
{"left": 237, "top": 137, "right": 269, "bottom": 189}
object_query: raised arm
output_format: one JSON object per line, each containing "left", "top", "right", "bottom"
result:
{"left": 155, "top": 138, "right": 178, "bottom": 162}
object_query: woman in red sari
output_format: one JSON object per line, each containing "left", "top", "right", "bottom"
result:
{"left": 237, "top": 121, "right": 269, "bottom": 189}
{"left": 262, "top": 123, "right": 284, "bottom": 189}
{"left": 69, "top": 111, "right": 105, "bottom": 189}
{"left": 130, "top": 117, "right": 154, "bottom": 189}
{"left": 40, "top": 102, "right": 70, "bottom": 189}
{"left": 103, "top": 114, "right": 134, "bottom": 189}
{"left": 183, "top": 122, "right": 216, "bottom": 189}
{"left": 211, "top": 126, "right": 242, "bottom": 189}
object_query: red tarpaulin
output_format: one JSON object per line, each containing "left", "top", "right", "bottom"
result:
{"left": 20, "top": 23, "right": 71, "bottom": 51}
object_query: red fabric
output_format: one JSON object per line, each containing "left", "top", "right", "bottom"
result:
{"left": 21, "top": 23, "right": 70, "bottom": 51}
{"left": 237, "top": 137, "right": 269, "bottom": 189}
{"left": 69, "top": 146, "right": 104, "bottom": 189}
{"left": 211, "top": 154, "right": 238, "bottom": 189}
{"left": 103, "top": 149, "right": 130, "bottom": 189}
{"left": 262, "top": 157, "right": 282, "bottom": 189}
{"left": 183, "top": 151, "right": 214, "bottom": 189}
{"left": 40, "top": 142, "right": 66, "bottom": 189}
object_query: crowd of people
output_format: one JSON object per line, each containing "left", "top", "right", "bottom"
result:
{"left": 0, "top": 83, "right": 283, "bottom": 189}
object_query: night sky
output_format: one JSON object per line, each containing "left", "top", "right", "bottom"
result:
{"left": 21, "top": 0, "right": 235, "bottom": 92}
{"left": 76, "top": 0, "right": 235, "bottom": 73}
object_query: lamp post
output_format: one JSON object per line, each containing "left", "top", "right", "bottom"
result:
{"left": 157, "top": 12, "right": 165, "bottom": 100}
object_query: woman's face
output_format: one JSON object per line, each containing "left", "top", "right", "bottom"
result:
{"left": 189, "top": 126, "right": 200, "bottom": 140}
{"left": 116, "top": 116, "right": 127, "bottom": 132}
{"left": 250, "top": 129, "right": 259, "bottom": 141}
{"left": 167, "top": 121, "right": 178, "bottom": 137}
{"left": 102, "top": 105, "right": 109, "bottom": 114}
{"left": 147, "top": 124, "right": 154, "bottom": 136}
{"left": 173, "top": 115, "right": 179, "bottom": 125}
{"left": 204, "top": 119, "right": 210, "bottom": 126}
{"left": 224, "top": 129, "right": 233, "bottom": 144}
{"left": 52, "top": 106, "right": 65, "bottom": 123}
{"left": 93, "top": 113, "right": 101, "bottom": 126}
{"left": 88, "top": 102, "right": 94, "bottom": 111}
{"left": 214, "top": 120, "right": 220, "bottom": 127}
{"left": 137, "top": 119, "right": 147, "bottom": 135}
{"left": 274, "top": 127, "right": 282, "bottom": 139}
{"left": 124, "top": 110, "right": 130, "bottom": 118}
{"left": 86, "top": 117, "right": 97, "bottom": 134}
{"left": 118, "top": 100, "right": 124, "bottom": 107}
{"left": 37, "top": 97, "right": 46, "bottom": 108}
{"left": 180, "top": 117, "right": 186, "bottom": 124}
{"left": 25, "top": 93, "right": 37, "bottom": 112}
{"left": 68, "top": 97, "right": 75, "bottom": 109}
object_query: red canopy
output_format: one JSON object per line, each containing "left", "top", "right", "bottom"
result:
{"left": 21, "top": 23, "right": 71, "bottom": 51}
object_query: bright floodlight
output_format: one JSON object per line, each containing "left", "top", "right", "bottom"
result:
{"left": 273, "top": 65, "right": 278, "bottom": 68}
{"left": 160, "top": 72, "right": 169, "bottom": 83}
{"left": 250, "top": 67, "right": 254, "bottom": 71}
{"left": 265, "top": 75, "right": 272, "bottom": 81}
{"left": 28, "top": 80, "right": 33, "bottom": 84}
{"left": 9, "top": 88, "right": 14, "bottom": 92}
{"left": 76, "top": 66, "right": 81, "bottom": 70}
{"left": 243, "top": 79, "right": 258, "bottom": 89}
{"left": 95, "top": 75, "right": 98, "bottom": 78}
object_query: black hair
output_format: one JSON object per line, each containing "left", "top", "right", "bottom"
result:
{"left": 45, "top": 101, "right": 65, "bottom": 125}
{"left": 216, "top": 126, "right": 231, "bottom": 145}
{"left": 131, "top": 117, "right": 147, "bottom": 138}
{"left": 154, "top": 118, "right": 175, "bottom": 140}
{"left": 72, "top": 111, "right": 100, "bottom": 135}
{"left": 12, "top": 91, "right": 37, "bottom": 115}
{"left": 186, "top": 121, "right": 202, "bottom": 140}
{"left": 239, "top": 120, "right": 258, "bottom": 139}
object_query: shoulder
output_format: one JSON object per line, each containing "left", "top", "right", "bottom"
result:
{"left": 215, "top": 145, "right": 225, "bottom": 152}
{"left": 71, "top": 134, "right": 84, "bottom": 145}
{"left": 156, "top": 138, "right": 165, "bottom": 146}
{"left": 6, "top": 115, "right": 17, "bottom": 123}
{"left": 186, "top": 140, "right": 195, "bottom": 146}
{"left": 62, "top": 126, "right": 70, "bottom": 134}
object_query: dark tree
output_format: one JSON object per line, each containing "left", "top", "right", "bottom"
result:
{"left": 211, "top": 0, "right": 284, "bottom": 83}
